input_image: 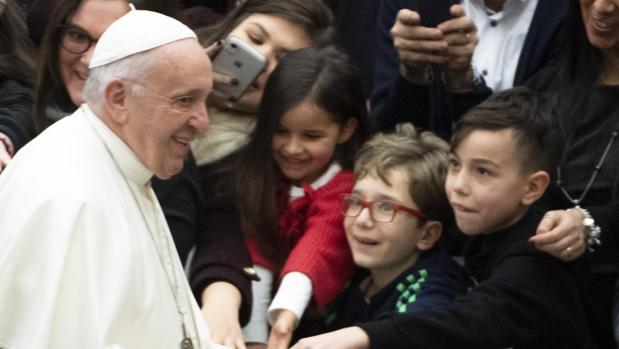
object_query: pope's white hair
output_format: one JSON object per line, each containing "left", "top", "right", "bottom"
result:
{"left": 82, "top": 49, "right": 157, "bottom": 108}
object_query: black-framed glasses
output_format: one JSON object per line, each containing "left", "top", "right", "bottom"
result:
{"left": 59, "top": 24, "right": 97, "bottom": 54}
{"left": 340, "top": 194, "right": 425, "bottom": 223}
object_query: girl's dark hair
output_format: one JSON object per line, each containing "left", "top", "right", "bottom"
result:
{"left": 235, "top": 46, "right": 368, "bottom": 267}
{"left": 32, "top": 0, "right": 180, "bottom": 132}
{"left": 196, "top": 0, "right": 335, "bottom": 48}
{"left": 554, "top": 0, "right": 602, "bottom": 129}
{"left": 0, "top": 0, "right": 37, "bottom": 87}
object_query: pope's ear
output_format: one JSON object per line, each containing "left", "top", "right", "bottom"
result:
{"left": 104, "top": 79, "right": 129, "bottom": 124}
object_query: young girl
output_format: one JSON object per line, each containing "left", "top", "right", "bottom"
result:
{"left": 234, "top": 46, "right": 368, "bottom": 348}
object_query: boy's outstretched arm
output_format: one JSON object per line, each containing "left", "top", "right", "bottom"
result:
{"left": 290, "top": 327, "right": 369, "bottom": 349}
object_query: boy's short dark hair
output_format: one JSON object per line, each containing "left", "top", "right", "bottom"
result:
{"left": 452, "top": 87, "right": 562, "bottom": 174}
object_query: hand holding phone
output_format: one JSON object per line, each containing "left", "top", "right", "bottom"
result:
{"left": 416, "top": 0, "right": 458, "bottom": 28}
{"left": 211, "top": 36, "right": 267, "bottom": 100}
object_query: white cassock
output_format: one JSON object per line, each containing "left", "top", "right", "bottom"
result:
{"left": 0, "top": 105, "right": 226, "bottom": 349}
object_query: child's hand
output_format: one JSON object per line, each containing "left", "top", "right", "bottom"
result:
{"left": 529, "top": 209, "right": 587, "bottom": 261}
{"left": 266, "top": 309, "right": 297, "bottom": 349}
{"left": 290, "top": 327, "right": 370, "bottom": 349}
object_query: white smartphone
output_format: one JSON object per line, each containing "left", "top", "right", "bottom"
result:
{"left": 211, "top": 36, "right": 268, "bottom": 99}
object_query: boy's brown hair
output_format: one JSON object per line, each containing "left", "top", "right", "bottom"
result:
{"left": 355, "top": 123, "right": 453, "bottom": 225}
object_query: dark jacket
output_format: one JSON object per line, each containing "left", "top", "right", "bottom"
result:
{"left": 189, "top": 151, "right": 254, "bottom": 325}
{"left": 370, "top": 0, "right": 569, "bottom": 138}
{"left": 327, "top": 246, "right": 467, "bottom": 329}
{"left": 151, "top": 156, "right": 203, "bottom": 266}
{"left": 359, "top": 210, "right": 595, "bottom": 348}
{"left": 528, "top": 66, "right": 619, "bottom": 348}
{"left": 0, "top": 78, "right": 36, "bottom": 152}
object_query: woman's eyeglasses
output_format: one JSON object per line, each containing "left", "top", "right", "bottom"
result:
{"left": 59, "top": 24, "right": 97, "bottom": 55}
{"left": 340, "top": 194, "right": 425, "bottom": 223}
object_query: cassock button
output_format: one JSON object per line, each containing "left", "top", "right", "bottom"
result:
{"left": 243, "top": 267, "right": 261, "bottom": 281}
{"left": 490, "top": 20, "right": 497, "bottom": 27}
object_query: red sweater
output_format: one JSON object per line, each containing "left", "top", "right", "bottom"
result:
{"left": 247, "top": 170, "right": 355, "bottom": 308}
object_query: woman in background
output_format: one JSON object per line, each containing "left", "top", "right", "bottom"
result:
{"left": 0, "top": 0, "right": 37, "bottom": 173}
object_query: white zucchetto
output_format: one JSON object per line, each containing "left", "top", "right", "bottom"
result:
{"left": 89, "top": 9, "right": 197, "bottom": 68}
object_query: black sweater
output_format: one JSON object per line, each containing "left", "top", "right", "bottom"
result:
{"left": 359, "top": 210, "right": 595, "bottom": 348}
{"left": 0, "top": 79, "right": 36, "bottom": 152}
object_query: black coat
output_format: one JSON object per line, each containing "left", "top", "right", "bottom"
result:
{"left": 0, "top": 78, "right": 36, "bottom": 152}
{"left": 359, "top": 210, "right": 595, "bottom": 348}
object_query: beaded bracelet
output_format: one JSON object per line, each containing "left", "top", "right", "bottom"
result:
{"left": 569, "top": 206, "right": 602, "bottom": 252}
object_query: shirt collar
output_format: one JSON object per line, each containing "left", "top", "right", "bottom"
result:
{"left": 471, "top": 0, "right": 527, "bottom": 13}
{"left": 83, "top": 104, "right": 153, "bottom": 185}
{"left": 290, "top": 162, "right": 342, "bottom": 199}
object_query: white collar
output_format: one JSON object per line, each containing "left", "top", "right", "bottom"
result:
{"left": 290, "top": 162, "right": 342, "bottom": 199}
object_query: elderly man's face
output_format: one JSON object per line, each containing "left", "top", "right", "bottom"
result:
{"left": 124, "top": 39, "right": 211, "bottom": 179}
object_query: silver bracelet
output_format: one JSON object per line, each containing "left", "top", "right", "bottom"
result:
{"left": 569, "top": 206, "right": 602, "bottom": 252}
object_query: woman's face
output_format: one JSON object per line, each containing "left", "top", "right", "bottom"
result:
{"left": 219, "top": 13, "right": 312, "bottom": 113}
{"left": 581, "top": 0, "right": 619, "bottom": 50}
{"left": 58, "top": 0, "right": 129, "bottom": 107}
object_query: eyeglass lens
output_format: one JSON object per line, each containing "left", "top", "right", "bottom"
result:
{"left": 341, "top": 195, "right": 395, "bottom": 223}
{"left": 61, "top": 26, "right": 94, "bottom": 54}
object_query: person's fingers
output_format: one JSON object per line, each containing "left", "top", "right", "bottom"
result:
{"left": 212, "top": 70, "right": 236, "bottom": 86}
{"left": 204, "top": 40, "right": 223, "bottom": 59}
{"left": 449, "top": 3, "right": 466, "bottom": 18}
{"left": 444, "top": 29, "right": 477, "bottom": 47}
{"left": 222, "top": 336, "right": 246, "bottom": 349}
{"left": 267, "top": 325, "right": 292, "bottom": 349}
{"left": 395, "top": 8, "right": 420, "bottom": 27}
{"left": 236, "top": 338, "right": 247, "bottom": 349}
{"left": 400, "top": 50, "right": 449, "bottom": 66}
{"left": 438, "top": 7, "right": 476, "bottom": 35}
{"left": 0, "top": 152, "right": 11, "bottom": 174}
{"left": 392, "top": 24, "right": 444, "bottom": 42}
{"left": 529, "top": 211, "right": 562, "bottom": 243}
{"left": 394, "top": 37, "right": 448, "bottom": 53}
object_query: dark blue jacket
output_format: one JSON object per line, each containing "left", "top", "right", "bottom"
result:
{"left": 370, "top": 0, "right": 569, "bottom": 138}
{"left": 327, "top": 246, "right": 467, "bottom": 329}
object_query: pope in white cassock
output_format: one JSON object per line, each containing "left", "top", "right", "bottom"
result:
{"left": 0, "top": 9, "right": 228, "bottom": 349}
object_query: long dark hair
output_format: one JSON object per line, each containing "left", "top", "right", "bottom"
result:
{"left": 554, "top": 0, "right": 603, "bottom": 129}
{"left": 32, "top": 0, "right": 181, "bottom": 132}
{"left": 196, "top": 0, "right": 335, "bottom": 48}
{"left": 32, "top": 0, "right": 82, "bottom": 132}
{"left": 234, "top": 46, "right": 368, "bottom": 267}
{"left": 0, "top": 0, "right": 36, "bottom": 87}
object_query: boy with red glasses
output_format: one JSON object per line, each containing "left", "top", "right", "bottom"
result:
{"left": 325, "top": 123, "right": 467, "bottom": 329}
